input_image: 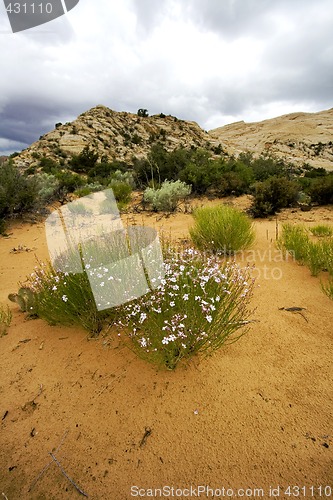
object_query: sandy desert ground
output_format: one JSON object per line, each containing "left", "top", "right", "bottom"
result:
{"left": 0, "top": 196, "right": 332, "bottom": 499}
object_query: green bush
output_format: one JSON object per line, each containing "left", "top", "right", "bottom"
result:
{"left": 109, "top": 169, "right": 136, "bottom": 188}
{"left": 55, "top": 171, "right": 85, "bottom": 193}
{"left": 250, "top": 154, "right": 288, "bottom": 181}
{"left": 108, "top": 181, "right": 132, "bottom": 206}
{"left": 69, "top": 146, "right": 99, "bottom": 174}
{"left": 0, "top": 161, "right": 38, "bottom": 218}
{"left": 119, "top": 247, "right": 254, "bottom": 369}
{"left": 87, "top": 160, "right": 128, "bottom": 182}
{"left": 179, "top": 163, "right": 213, "bottom": 194}
{"left": 34, "top": 173, "right": 60, "bottom": 203}
{"left": 39, "top": 156, "right": 60, "bottom": 174}
{"left": 277, "top": 224, "right": 309, "bottom": 263}
{"left": 0, "top": 304, "right": 12, "bottom": 337}
{"left": 310, "top": 225, "right": 333, "bottom": 237}
{"left": 251, "top": 177, "right": 299, "bottom": 217}
{"left": 74, "top": 182, "right": 104, "bottom": 198}
{"left": 322, "top": 278, "right": 333, "bottom": 300}
{"left": 137, "top": 108, "right": 149, "bottom": 117}
{"left": 279, "top": 224, "right": 333, "bottom": 277}
{"left": 306, "top": 241, "right": 329, "bottom": 277}
{"left": 0, "top": 219, "right": 6, "bottom": 235}
{"left": 190, "top": 205, "right": 255, "bottom": 255}
{"left": 307, "top": 175, "right": 333, "bottom": 205}
{"left": 144, "top": 180, "right": 191, "bottom": 211}
{"left": 26, "top": 260, "right": 111, "bottom": 335}
{"left": 134, "top": 146, "right": 209, "bottom": 189}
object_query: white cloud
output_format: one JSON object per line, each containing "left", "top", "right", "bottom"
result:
{"left": 0, "top": 0, "right": 332, "bottom": 153}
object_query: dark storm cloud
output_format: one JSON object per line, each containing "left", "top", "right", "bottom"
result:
{"left": 181, "top": 0, "right": 274, "bottom": 39}
{"left": 180, "top": 0, "right": 330, "bottom": 40}
{"left": 0, "top": 0, "right": 332, "bottom": 154}
{"left": 0, "top": 101, "right": 80, "bottom": 146}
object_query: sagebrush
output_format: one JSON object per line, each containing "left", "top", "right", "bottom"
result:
{"left": 144, "top": 180, "right": 191, "bottom": 211}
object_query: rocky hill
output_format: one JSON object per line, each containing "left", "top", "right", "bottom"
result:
{"left": 12, "top": 105, "right": 333, "bottom": 171}
{"left": 210, "top": 108, "right": 333, "bottom": 171}
{"left": 13, "top": 105, "right": 218, "bottom": 171}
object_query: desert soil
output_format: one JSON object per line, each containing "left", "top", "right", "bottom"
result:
{"left": 0, "top": 197, "right": 332, "bottom": 500}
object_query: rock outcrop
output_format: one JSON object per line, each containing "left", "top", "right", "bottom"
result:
{"left": 12, "top": 105, "right": 333, "bottom": 171}
{"left": 209, "top": 108, "right": 333, "bottom": 171}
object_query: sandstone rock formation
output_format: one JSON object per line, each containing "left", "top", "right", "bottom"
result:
{"left": 209, "top": 108, "right": 333, "bottom": 171}
{"left": 12, "top": 105, "right": 333, "bottom": 171}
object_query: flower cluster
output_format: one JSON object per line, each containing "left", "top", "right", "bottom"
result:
{"left": 23, "top": 243, "right": 255, "bottom": 366}
{"left": 119, "top": 247, "right": 254, "bottom": 369}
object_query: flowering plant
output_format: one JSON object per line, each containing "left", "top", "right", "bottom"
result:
{"left": 26, "top": 260, "right": 110, "bottom": 334}
{"left": 118, "top": 247, "right": 254, "bottom": 369}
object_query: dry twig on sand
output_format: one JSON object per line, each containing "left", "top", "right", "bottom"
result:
{"left": 28, "top": 430, "right": 89, "bottom": 497}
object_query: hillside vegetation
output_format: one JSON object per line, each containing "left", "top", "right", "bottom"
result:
{"left": 1, "top": 106, "right": 332, "bottom": 231}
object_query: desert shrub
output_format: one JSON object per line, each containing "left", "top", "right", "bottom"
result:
{"left": 88, "top": 160, "right": 128, "bottom": 182}
{"left": 137, "top": 108, "right": 149, "bottom": 117}
{"left": 119, "top": 247, "right": 254, "bottom": 369}
{"left": 322, "top": 278, "right": 333, "bottom": 300}
{"left": 279, "top": 224, "right": 333, "bottom": 277}
{"left": 250, "top": 177, "right": 299, "bottom": 217}
{"left": 306, "top": 241, "right": 329, "bottom": 277}
{"left": 278, "top": 224, "right": 309, "bottom": 263}
{"left": 25, "top": 166, "right": 37, "bottom": 175}
{"left": 143, "top": 180, "right": 191, "bottom": 211}
{"left": 217, "top": 157, "right": 254, "bottom": 195}
{"left": 25, "top": 260, "right": 110, "bottom": 335}
{"left": 131, "top": 133, "right": 142, "bottom": 145}
{"left": 73, "top": 186, "right": 92, "bottom": 198}
{"left": 320, "top": 238, "right": 333, "bottom": 276}
{"left": 307, "top": 175, "right": 333, "bottom": 205}
{"left": 297, "top": 191, "right": 312, "bottom": 205}
{"left": 0, "top": 219, "right": 6, "bottom": 235}
{"left": 190, "top": 205, "right": 255, "bottom": 255}
{"left": 69, "top": 146, "right": 99, "bottom": 174}
{"left": 303, "top": 166, "right": 327, "bottom": 178}
{"left": 67, "top": 202, "right": 93, "bottom": 216}
{"left": 250, "top": 155, "right": 288, "bottom": 181}
{"left": 310, "top": 225, "right": 333, "bottom": 237}
{"left": 217, "top": 169, "right": 252, "bottom": 196}
{"left": 55, "top": 171, "right": 85, "bottom": 193}
{"left": 179, "top": 155, "right": 254, "bottom": 196}
{"left": 179, "top": 164, "right": 211, "bottom": 194}
{"left": 0, "top": 304, "right": 12, "bottom": 337}
{"left": 74, "top": 182, "right": 104, "bottom": 198}
{"left": 108, "top": 181, "right": 132, "bottom": 206}
{"left": 0, "top": 161, "right": 38, "bottom": 218}
{"left": 39, "top": 156, "right": 60, "bottom": 174}
{"left": 109, "top": 170, "right": 136, "bottom": 188}
{"left": 34, "top": 173, "right": 60, "bottom": 203}
{"left": 134, "top": 146, "right": 210, "bottom": 188}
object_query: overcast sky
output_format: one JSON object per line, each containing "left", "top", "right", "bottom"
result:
{"left": 0, "top": 0, "right": 332, "bottom": 155}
